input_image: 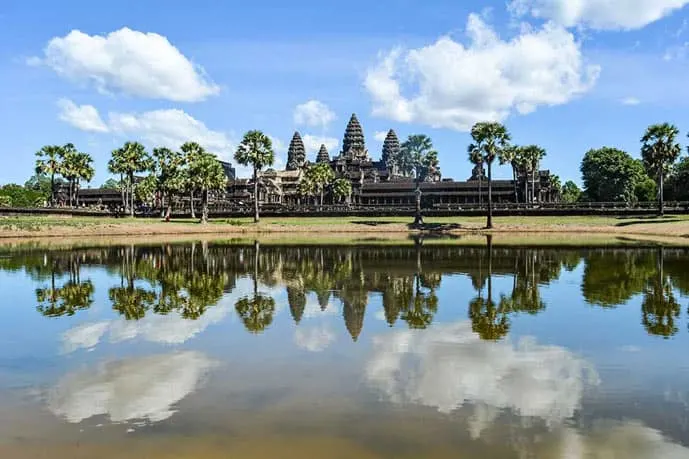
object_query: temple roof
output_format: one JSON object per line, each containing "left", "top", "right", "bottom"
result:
{"left": 341, "top": 113, "right": 366, "bottom": 159}
{"left": 316, "top": 144, "right": 330, "bottom": 163}
{"left": 286, "top": 132, "right": 306, "bottom": 171}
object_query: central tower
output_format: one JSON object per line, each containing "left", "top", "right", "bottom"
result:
{"left": 340, "top": 113, "right": 368, "bottom": 160}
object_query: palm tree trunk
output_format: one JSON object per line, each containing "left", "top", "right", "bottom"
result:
{"left": 512, "top": 165, "right": 517, "bottom": 203}
{"left": 487, "top": 161, "right": 493, "bottom": 229}
{"left": 201, "top": 188, "right": 209, "bottom": 224}
{"left": 659, "top": 172, "right": 665, "bottom": 216}
{"left": 189, "top": 189, "right": 196, "bottom": 219}
{"left": 129, "top": 173, "right": 135, "bottom": 217}
{"left": 320, "top": 188, "right": 324, "bottom": 209}
{"left": 50, "top": 172, "right": 55, "bottom": 207}
{"left": 253, "top": 167, "right": 259, "bottom": 223}
{"left": 532, "top": 168, "right": 537, "bottom": 205}
{"left": 165, "top": 193, "right": 172, "bottom": 221}
{"left": 413, "top": 176, "right": 423, "bottom": 227}
{"left": 478, "top": 175, "right": 482, "bottom": 206}
{"left": 524, "top": 170, "right": 528, "bottom": 206}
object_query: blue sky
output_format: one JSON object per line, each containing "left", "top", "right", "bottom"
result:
{"left": 1, "top": 0, "right": 689, "bottom": 185}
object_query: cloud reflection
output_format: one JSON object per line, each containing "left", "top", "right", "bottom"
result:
{"left": 48, "top": 351, "right": 215, "bottom": 424}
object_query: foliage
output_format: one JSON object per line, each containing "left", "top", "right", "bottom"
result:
{"left": 668, "top": 157, "right": 689, "bottom": 201}
{"left": 0, "top": 184, "right": 45, "bottom": 207}
{"left": 35, "top": 144, "right": 65, "bottom": 205}
{"left": 134, "top": 175, "right": 158, "bottom": 204}
{"left": 101, "top": 178, "right": 121, "bottom": 190}
{"left": 61, "top": 144, "right": 95, "bottom": 206}
{"left": 187, "top": 150, "right": 228, "bottom": 223}
{"left": 109, "top": 141, "right": 153, "bottom": 215}
{"left": 152, "top": 147, "right": 185, "bottom": 198}
{"left": 400, "top": 134, "right": 440, "bottom": 182}
{"left": 580, "top": 147, "right": 646, "bottom": 203}
{"left": 561, "top": 181, "right": 582, "bottom": 203}
{"left": 641, "top": 123, "right": 682, "bottom": 213}
{"left": 235, "top": 130, "right": 275, "bottom": 223}
{"left": 0, "top": 195, "right": 11, "bottom": 207}
{"left": 634, "top": 175, "right": 657, "bottom": 202}
{"left": 24, "top": 173, "right": 56, "bottom": 199}
{"left": 302, "top": 162, "right": 335, "bottom": 206}
{"left": 332, "top": 178, "right": 352, "bottom": 203}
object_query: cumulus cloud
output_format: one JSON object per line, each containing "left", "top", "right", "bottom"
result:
{"left": 374, "top": 131, "right": 388, "bottom": 142}
{"left": 302, "top": 134, "right": 339, "bottom": 154}
{"left": 366, "top": 322, "right": 598, "bottom": 437}
{"left": 33, "top": 28, "right": 219, "bottom": 101}
{"left": 509, "top": 0, "right": 689, "bottom": 30}
{"left": 61, "top": 322, "right": 110, "bottom": 354}
{"left": 57, "top": 99, "right": 109, "bottom": 133}
{"left": 364, "top": 14, "right": 599, "bottom": 131}
{"left": 48, "top": 351, "right": 215, "bottom": 424}
{"left": 293, "top": 100, "right": 337, "bottom": 129}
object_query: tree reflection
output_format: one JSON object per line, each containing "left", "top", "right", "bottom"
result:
{"left": 235, "top": 241, "right": 276, "bottom": 334}
{"left": 36, "top": 260, "right": 94, "bottom": 318}
{"left": 641, "top": 248, "right": 681, "bottom": 338}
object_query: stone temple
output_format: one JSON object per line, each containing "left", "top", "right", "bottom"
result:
{"left": 225, "top": 113, "right": 558, "bottom": 208}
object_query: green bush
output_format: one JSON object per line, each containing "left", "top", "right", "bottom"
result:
{"left": 0, "top": 195, "right": 11, "bottom": 207}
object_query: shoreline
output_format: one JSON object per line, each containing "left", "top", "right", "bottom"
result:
{"left": 1, "top": 214, "right": 689, "bottom": 247}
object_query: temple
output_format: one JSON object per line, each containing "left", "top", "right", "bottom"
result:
{"left": 226, "top": 113, "right": 558, "bottom": 208}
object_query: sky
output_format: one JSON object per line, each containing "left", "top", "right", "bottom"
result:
{"left": 1, "top": 0, "right": 689, "bottom": 185}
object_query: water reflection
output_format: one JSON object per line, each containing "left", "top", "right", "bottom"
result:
{"left": 2, "top": 240, "right": 688, "bottom": 340}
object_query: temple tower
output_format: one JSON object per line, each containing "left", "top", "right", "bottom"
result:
{"left": 381, "top": 129, "right": 400, "bottom": 176}
{"left": 341, "top": 114, "right": 367, "bottom": 160}
{"left": 316, "top": 144, "right": 330, "bottom": 163}
{"left": 286, "top": 132, "right": 306, "bottom": 171}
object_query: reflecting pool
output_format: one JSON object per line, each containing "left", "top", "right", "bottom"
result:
{"left": 0, "top": 239, "right": 688, "bottom": 458}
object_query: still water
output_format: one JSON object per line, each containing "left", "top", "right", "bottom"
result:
{"left": 0, "top": 240, "right": 689, "bottom": 458}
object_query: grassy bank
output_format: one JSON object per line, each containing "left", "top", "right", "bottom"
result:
{"left": 1, "top": 214, "right": 688, "bottom": 246}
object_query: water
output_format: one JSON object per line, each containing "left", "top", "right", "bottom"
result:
{"left": 0, "top": 239, "right": 688, "bottom": 458}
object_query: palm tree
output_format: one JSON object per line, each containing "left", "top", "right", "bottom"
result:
{"left": 400, "top": 134, "right": 438, "bottom": 227}
{"left": 180, "top": 142, "right": 208, "bottom": 219}
{"left": 468, "top": 145, "right": 484, "bottom": 206}
{"left": 303, "top": 162, "right": 335, "bottom": 208}
{"left": 498, "top": 145, "right": 527, "bottom": 203}
{"left": 35, "top": 145, "right": 64, "bottom": 207}
{"left": 234, "top": 130, "right": 275, "bottom": 223}
{"left": 521, "top": 145, "right": 546, "bottom": 205}
{"left": 64, "top": 150, "right": 95, "bottom": 207}
{"left": 152, "top": 147, "right": 185, "bottom": 220}
{"left": 641, "top": 123, "right": 681, "bottom": 216}
{"left": 108, "top": 142, "right": 153, "bottom": 217}
{"left": 187, "top": 151, "right": 227, "bottom": 224}
{"left": 332, "top": 177, "right": 352, "bottom": 204}
{"left": 469, "top": 122, "right": 511, "bottom": 229}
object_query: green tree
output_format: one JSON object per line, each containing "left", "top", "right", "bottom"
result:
{"left": 561, "top": 180, "right": 582, "bottom": 203}
{"left": 187, "top": 151, "right": 227, "bottom": 224}
{"left": 0, "top": 184, "right": 44, "bottom": 208}
{"left": 332, "top": 177, "right": 352, "bottom": 204}
{"left": 0, "top": 195, "right": 11, "bottom": 207}
{"left": 668, "top": 157, "right": 689, "bottom": 201}
{"left": 641, "top": 123, "right": 682, "bottom": 215}
{"left": 24, "top": 173, "right": 54, "bottom": 203}
{"left": 101, "top": 178, "right": 121, "bottom": 190}
{"left": 35, "top": 145, "right": 64, "bottom": 206}
{"left": 152, "top": 147, "right": 185, "bottom": 219}
{"left": 303, "top": 162, "right": 335, "bottom": 208}
{"left": 468, "top": 122, "right": 511, "bottom": 228}
{"left": 108, "top": 142, "right": 153, "bottom": 217}
{"left": 234, "top": 130, "right": 275, "bottom": 223}
{"left": 521, "top": 145, "right": 546, "bottom": 204}
{"left": 498, "top": 145, "right": 526, "bottom": 203}
{"left": 134, "top": 174, "right": 158, "bottom": 206}
{"left": 61, "top": 145, "right": 95, "bottom": 207}
{"left": 634, "top": 176, "right": 657, "bottom": 202}
{"left": 581, "top": 147, "right": 645, "bottom": 203}
{"left": 468, "top": 146, "right": 484, "bottom": 205}
{"left": 180, "top": 142, "right": 207, "bottom": 219}
{"left": 400, "top": 134, "right": 439, "bottom": 226}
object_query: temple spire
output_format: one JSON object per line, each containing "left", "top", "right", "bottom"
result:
{"left": 316, "top": 144, "right": 330, "bottom": 163}
{"left": 286, "top": 132, "right": 306, "bottom": 171}
{"left": 381, "top": 129, "right": 400, "bottom": 175}
{"left": 341, "top": 113, "right": 367, "bottom": 160}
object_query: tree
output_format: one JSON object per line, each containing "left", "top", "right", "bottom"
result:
{"left": 35, "top": 145, "right": 64, "bottom": 206}
{"left": 101, "top": 178, "right": 121, "bottom": 190}
{"left": 303, "top": 162, "right": 335, "bottom": 208}
{"left": 24, "top": 173, "right": 54, "bottom": 203}
{"left": 469, "top": 122, "right": 511, "bottom": 228}
{"left": 61, "top": 146, "right": 94, "bottom": 207}
{"left": 580, "top": 147, "right": 645, "bottom": 203}
{"left": 668, "top": 157, "right": 689, "bottom": 201}
{"left": 468, "top": 147, "right": 484, "bottom": 205}
{"left": 134, "top": 174, "right": 158, "bottom": 206}
{"left": 561, "top": 181, "right": 582, "bottom": 203}
{"left": 332, "top": 177, "right": 352, "bottom": 204}
{"left": 0, "top": 195, "right": 10, "bottom": 207}
{"left": 180, "top": 142, "right": 207, "bottom": 219}
{"left": 521, "top": 145, "right": 546, "bottom": 204}
{"left": 400, "top": 134, "right": 439, "bottom": 226}
{"left": 152, "top": 147, "right": 185, "bottom": 219}
{"left": 108, "top": 142, "right": 153, "bottom": 217}
{"left": 498, "top": 145, "right": 521, "bottom": 203}
{"left": 234, "top": 130, "right": 275, "bottom": 223}
{"left": 641, "top": 123, "right": 681, "bottom": 215}
{"left": 549, "top": 174, "right": 562, "bottom": 202}
{"left": 187, "top": 151, "right": 227, "bottom": 224}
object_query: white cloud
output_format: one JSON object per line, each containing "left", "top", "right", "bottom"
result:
{"left": 61, "top": 322, "right": 110, "bottom": 354}
{"left": 620, "top": 97, "right": 641, "bottom": 105}
{"left": 48, "top": 351, "right": 215, "bottom": 424}
{"left": 365, "top": 14, "right": 599, "bottom": 131}
{"left": 302, "top": 134, "right": 339, "bottom": 154}
{"left": 293, "top": 100, "right": 336, "bottom": 129}
{"left": 294, "top": 325, "right": 336, "bottom": 352}
{"left": 374, "top": 131, "right": 388, "bottom": 142}
{"left": 366, "top": 322, "right": 598, "bottom": 437}
{"left": 509, "top": 0, "right": 689, "bottom": 30}
{"left": 32, "top": 27, "right": 219, "bottom": 101}
{"left": 57, "top": 99, "right": 109, "bottom": 133}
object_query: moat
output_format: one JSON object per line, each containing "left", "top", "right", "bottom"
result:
{"left": 0, "top": 241, "right": 688, "bottom": 458}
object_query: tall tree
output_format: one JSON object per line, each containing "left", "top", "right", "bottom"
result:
{"left": 234, "top": 130, "right": 275, "bottom": 223}
{"left": 521, "top": 145, "right": 546, "bottom": 204}
{"left": 468, "top": 147, "right": 484, "bottom": 206}
{"left": 187, "top": 151, "right": 228, "bottom": 224}
{"left": 180, "top": 142, "right": 207, "bottom": 219}
{"left": 498, "top": 145, "right": 520, "bottom": 203}
{"left": 469, "top": 122, "right": 511, "bottom": 229}
{"left": 152, "top": 147, "right": 185, "bottom": 220}
{"left": 35, "top": 145, "right": 64, "bottom": 207}
{"left": 332, "top": 177, "right": 352, "bottom": 204}
{"left": 108, "top": 142, "right": 153, "bottom": 217}
{"left": 561, "top": 181, "right": 582, "bottom": 203}
{"left": 581, "top": 147, "right": 646, "bottom": 204}
{"left": 401, "top": 134, "right": 439, "bottom": 227}
{"left": 641, "top": 123, "right": 681, "bottom": 216}
{"left": 61, "top": 146, "right": 94, "bottom": 207}
{"left": 303, "top": 162, "right": 335, "bottom": 208}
